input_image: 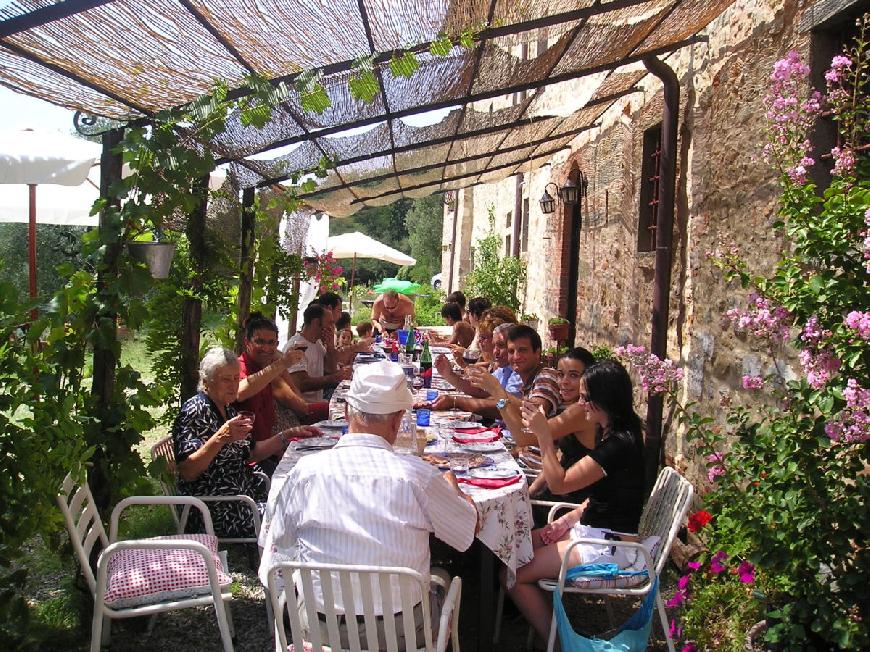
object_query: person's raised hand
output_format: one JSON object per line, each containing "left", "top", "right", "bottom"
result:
{"left": 434, "top": 353, "right": 452, "bottom": 376}
{"left": 430, "top": 395, "right": 458, "bottom": 411}
{"left": 465, "top": 365, "right": 500, "bottom": 396}
{"left": 221, "top": 415, "right": 252, "bottom": 444}
{"left": 521, "top": 401, "right": 550, "bottom": 437}
{"left": 281, "top": 347, "right": 306, "bottom": 367}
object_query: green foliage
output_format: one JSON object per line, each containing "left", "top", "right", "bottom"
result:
{"left": 462, "top": 206, "right": 526, "bottom": 311}
{"left": 671, "top": 34, "right": 870, "bottom": 650}
{"left": 591, "top": 344, "right": 614, "bottom": 361}
{"left": 0, "top": 224, "right": 89, "bottom": 300}
{"left": 547, "top": 316, "right": 569, "bottom": 325}
{"left": 404, "top": 195, "right": 444, "bottom": 284}
{"left": 413, "top": 287, "right": 446, "bottom": 326}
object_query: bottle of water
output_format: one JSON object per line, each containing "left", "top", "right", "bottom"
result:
{"left": 396, "top": 411, "right": 414, "bottom": 454}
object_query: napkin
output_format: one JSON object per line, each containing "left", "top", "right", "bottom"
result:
{"left": 454, "top": 426, "right": 501, "bottom": 436}
{"left": 457, "top": 474, "right": 522, "bottom": 489}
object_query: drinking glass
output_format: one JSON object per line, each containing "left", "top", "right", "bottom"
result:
{"left": 438, "top": 425, "right": 452, "bottom": 454}
{"left": 450, "top": 457, "right": 468, "bottom": 476}
{"left": 237, "top": 410, "right": 255, "bottom": 425}
{"left": 520, "top": 400, "right": 537, "bottom": 440}
{"left": 462, "top": 349, "right": 481, "bottom": 365}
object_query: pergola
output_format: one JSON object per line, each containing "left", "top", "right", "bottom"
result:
{"left": 0, "top": 0, "right": 735, "bottom": 520}
{"left": 1, "top": 0, "right": 733, "bottom": 217}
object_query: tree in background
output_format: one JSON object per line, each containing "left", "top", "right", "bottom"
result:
{"left": 0, "top": 223, "right": 89, "bottom": 299}
{"left": 403, "top": 194, "right": 443, "bottom": 284}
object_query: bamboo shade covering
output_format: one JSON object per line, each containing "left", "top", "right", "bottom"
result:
{"left": 0, "top": 0, "right": 735, "bottom": 216}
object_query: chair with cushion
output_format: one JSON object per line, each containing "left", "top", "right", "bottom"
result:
{"left": 151, "top": 435, "right": 265, "bottom": 545}
{"left": 538, "top": 466, "right": 694, "bottom": 652}
{"left": 57, "top": 472, "right": 235, "bottom": 652}
{"left": 266, "top": 561, "right": 462, "bottom": 652}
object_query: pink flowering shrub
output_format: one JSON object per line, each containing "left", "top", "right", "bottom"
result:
{"left": 614, "top": 344, "right": 683, "bottom": 394}
{"left": 303, "top": 251, "right": 344, "bottom": 293}
{"left": 673, "top": 28, "right": 870, "bottom": 650}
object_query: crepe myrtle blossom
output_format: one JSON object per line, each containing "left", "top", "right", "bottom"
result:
{"left": 800, "top": 315, "right": 832, "bottom": 346}
{"left": 825, "top": 54, "right": 853, "bottom": 83}
{"left": 825, "top": 379, "right": 870, "bottom": 444}
{"left": 742, "top": 375, "right": 764, "bottom": 391}
{"left": 863, "top": 209, "right": 870, "bottom": 274}
{"left": 614, "top": 344, "right": 684, "bottom": 395}
{"left": 798, "top": 348, "right": 841, "bottom": 389}
{"left": 705, "top": 453, "right": 726, "bottom": 483}
{"left": 844, "top": 311, "right": 870, "bottom": 340}
{"left": 831, "top": 146, "right": 856, "bottom": 176}
{"left": 725, "top": 293, "right": 792, "bottom": 342}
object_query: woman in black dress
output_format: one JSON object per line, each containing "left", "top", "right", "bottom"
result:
{"left": 509, "top": 360, "right": 646, "bottom": 642}
{"left": 173, "top": 347, "right": 319, "bottom": 538}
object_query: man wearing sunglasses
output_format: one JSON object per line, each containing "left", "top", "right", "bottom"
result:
{"left": 371, "top": 290, "right": 415, "bottom": 334}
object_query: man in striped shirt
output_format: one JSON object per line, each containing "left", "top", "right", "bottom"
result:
{"left": 261, "top": 361, "right": 478, "bottom": 647}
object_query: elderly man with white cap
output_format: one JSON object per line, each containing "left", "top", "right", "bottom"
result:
{"left": 260, "top": 360, "right": 478, "bottom": 648}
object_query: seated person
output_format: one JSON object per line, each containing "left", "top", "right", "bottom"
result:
{"left": 451, "top": 305, "right": 517, "bottom": 369}
{"left": 430, "top": 301, "right": 475, "bottom": 348}
{"left": 527, "top": 347, "right": 598, "bottom": 519}
{"left": 335, "top": 310, "right": 351, "bottom": 332}
{"left": 371, "top": 290, "right": 415, "bottom": 334}
{"left": 446, "top": 290, "right": 466, "bottom": 316}
{"left": 356, "top": 320, "right": 374, "bottom": 339}
{"left": 336, "top": 327, "right": 354, "bottom": 348}
{"left": 317, "top": 291, "right": 344, "bottom": 323}
{"left": 260, "top": 361, "right": 478, "bottom": 648}
{"left": 466, "top": 325, "right": 561, "bottom": 439}
{"left": 284, "top": 303, "right": 362, "bottom": 402}
{"left": 466, "top": 296, "right": 492, "bottom": 330}
{"left": 426, "top": 322, "right": 522, "bottom": 418}
{"left": 173, "top": 347, "right": 319, "bottom": 539}
{"left": 508, "top": 360, "right": 646, "bottom": 643}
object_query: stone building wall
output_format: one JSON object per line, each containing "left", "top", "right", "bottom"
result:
{"left": 443, "top": 0, "right": 843, "bottom": 478}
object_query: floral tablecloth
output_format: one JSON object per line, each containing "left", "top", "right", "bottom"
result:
{"left": 261, "top": 369, "right": 534, "bottom": 587}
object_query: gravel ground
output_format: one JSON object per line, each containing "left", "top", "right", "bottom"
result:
{"left": 44, "top": 545, "right": 673, "bottom": 651}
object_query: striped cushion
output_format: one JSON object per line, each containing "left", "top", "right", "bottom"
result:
{"left": 104, "top": 534, "right": 232, "bottom": 608}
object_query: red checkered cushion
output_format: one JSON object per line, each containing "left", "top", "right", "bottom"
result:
{"left": 103, "top": 534, "right": 232, "bottom": 608}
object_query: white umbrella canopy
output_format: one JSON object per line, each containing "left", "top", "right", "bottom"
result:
{"left": 0, "top": 166, "right": 100, "bottom": 226}
{"left": 327, "top": 231, "right": 416, "bottom": 266}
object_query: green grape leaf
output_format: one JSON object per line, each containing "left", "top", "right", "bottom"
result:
{"left": 389, "top": 51, "right": 420, "bottom": 78}
{"left": 429, "top": 34, "right": 453, "bottom": 57}
{"left": 349, "top": 69, "right": 380, "bottom": 103}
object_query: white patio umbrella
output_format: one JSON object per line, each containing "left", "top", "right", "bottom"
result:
{"left": 0, "top": 128, "right": 100, "bottom": 299}
{"left": 327, "top": 231, "right": 416, "bottom": 291}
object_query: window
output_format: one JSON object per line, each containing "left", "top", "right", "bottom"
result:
{"left": 637, "top": 123, "right": 662, "bottom": 253}
{"left": 505, "top": 235, "right": 512, "bottom": 256}
{"left": 505, "top": 210, "right": 512, "bottom": 229}
{"left": 805, "top": 3, "right": 863, "bottom": 189}
{"left": 520, "top": 197, "right": 530, "bottom": 253}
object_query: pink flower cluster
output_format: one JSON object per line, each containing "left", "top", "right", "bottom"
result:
{"left": 614, "top": 344, "right": 684, "bottom": 395}
{"left": 741, "top": 375, "right": 764, "bottom": 391}
{"left": 844, "top": 310, "right": 870, "bottom": 340}
{"left": 763, "top": 51, "right": 823, "bottom": 182}
{"left": 800, "top": 315, "right": 832, "bottom": 346}
{"left": 798, "top": 348, "right": 841, "bottom": 389}
{"left": 706, "top": 452, "right": 726, "bottom": 483}
{"left": 863, "top": 209, "right": 870, "bottom": 274}
{"left": 824, "top": 55, "right": 853, "bottom": 83}
{"left": 831, "top": 146, "right": 856, "bottom": 176}
{"left": 304, "top": 252, "right": 344, "bottom": 292}
{"left": 825, "top": 379, "right": 870, "bottom": 444}
{"left": 724, "top": 293, "right": 792, "bottom": 341}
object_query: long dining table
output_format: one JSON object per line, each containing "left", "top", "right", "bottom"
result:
{"left": 259, "top": 350, "right": 534, "bottom": 650}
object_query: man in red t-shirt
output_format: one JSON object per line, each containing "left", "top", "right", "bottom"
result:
{"left": 235, "top": 313, "right": 304, "bottom": 473}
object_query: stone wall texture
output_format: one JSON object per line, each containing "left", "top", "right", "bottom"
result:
{"left": 441, "top": 0, "right": 835, "bottom": 481}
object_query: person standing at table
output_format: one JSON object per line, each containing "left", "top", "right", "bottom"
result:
{"left": 371, "top": 289, "right": 415, "bottom": 334}
{"left": 260, "top": 361, "right": 478, "bottom": 648}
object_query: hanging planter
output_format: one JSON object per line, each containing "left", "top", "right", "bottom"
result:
{"left": 548, "top": 317, "right": 570, "bottom": 342}
{"left": 128, "top": 241, "right": 176, "bottom": 279}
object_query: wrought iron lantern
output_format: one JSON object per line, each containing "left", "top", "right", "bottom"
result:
{"left": 442, "top": 189, "right": 457, "bottom": 209}
{"left": 539, "top": 173, "right": 587, "bottom": 214}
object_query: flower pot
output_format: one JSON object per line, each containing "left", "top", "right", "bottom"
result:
{"left": 128, "top": 242, "right": 176, "bottom": 279}
{"left": 548, "top": 322, "right": 569, "bottom": 341}
{"left": 522, "top": 318, "right": 539, "bottom": 330}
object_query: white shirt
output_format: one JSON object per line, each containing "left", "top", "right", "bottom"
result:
{"left": 284, "top": 333, "right": 327, "bottom": 402}
{"left": 258, "top": 433, "right": 477, "bottom": 613}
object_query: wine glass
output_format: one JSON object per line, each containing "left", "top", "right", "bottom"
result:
{"left": 462, "top": 348, "right": 481, "bottom": 365}
{"left": 520, "top": 400, "right": 537, "bottom": 440}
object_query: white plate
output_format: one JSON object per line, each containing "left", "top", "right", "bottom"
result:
{"left": 450, "top": 421, "right": 484, "bottom": 430}
{"left": 461, "top": 442, "right": 504, "bottom": 453}
{"left": 453, "top": 431, "right": 499, "bottom": 442}
{"left": 467, "top": 467, "right": 521, "bottom": 480}
{"left": 294, "top": 437, "right": 338, "bottom": 451}
{"left": 317, "top": 420, "right": 346, "bottom": 429}
{"left": 430, "top": 346, "right": 452, "bottom": 354}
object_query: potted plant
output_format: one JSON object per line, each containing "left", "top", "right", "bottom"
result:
{"left": 543, "top": 345, "right": 568, "bottom": 366}
{"left": 521, "top": 313, "right": 539, "bottom": 330}
{"left": 127, "top": 233, "right": 176, "bottom": 279}
{"left": 547, "top": 316, "right": 570, "bottom": 342}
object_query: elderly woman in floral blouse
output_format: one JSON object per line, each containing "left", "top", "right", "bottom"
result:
{"left": 173, "top": 347, "right": 320, "bottom": 539}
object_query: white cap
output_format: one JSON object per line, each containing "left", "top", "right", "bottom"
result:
{"left": 345, "top": 361, "right": 413, "bottom": 415}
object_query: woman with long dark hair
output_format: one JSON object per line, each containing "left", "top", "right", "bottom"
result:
{"left": 507, "top": 359, "right": 646, "bottom": 643}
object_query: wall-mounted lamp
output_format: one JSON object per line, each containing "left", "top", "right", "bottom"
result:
{"left": 539, "top": 173, "right": 587, "bottom": 214}
{"left": 442, "top": 190, "right": 457, "bottom": 209}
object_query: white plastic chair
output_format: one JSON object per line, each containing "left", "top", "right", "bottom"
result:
{"left": 150, "top": 435, "right": 264, "bottom": 545}
{"left": 538, "top": 467, "right": 694, "bottom": 652}
{"left": 266, "top": 561, "right": 462, "bottom": 652}
{"left": 56, "top": 472, "right": 235, "bottom": 652}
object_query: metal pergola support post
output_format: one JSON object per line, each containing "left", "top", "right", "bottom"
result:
{"left": 642, "top": 55, "right": 679, "bottom": 494}
{"left": 235, "top": 187, "right": 256, "bottom": 354}
{"left": 180, "top": 175, "right": 209, "bottom": 403}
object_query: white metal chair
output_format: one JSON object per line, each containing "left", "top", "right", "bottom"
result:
{"left": 150, "top": 435, "right": 264, "bottom": 545}
{"left": 538, "top": 467, "right": 694, "bottom": 652}
{"left": 266, "top": 561, "right": 462, "bottom": 652}
{"left": 56, "top": 472, "right": 235, "bottom": 652}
